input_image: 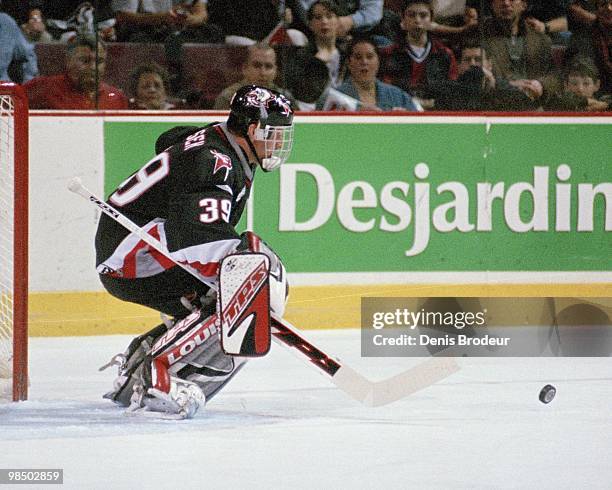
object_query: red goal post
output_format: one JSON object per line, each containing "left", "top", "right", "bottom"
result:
{"left": 0, "top": 82, "right": 29, "bottom": 401}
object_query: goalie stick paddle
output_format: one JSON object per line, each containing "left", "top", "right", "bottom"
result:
{"left": 270, "top": 315, "right": 459, "bottom": 407}
{"left": 68, "top": 177, "right": 459, "bottom": 406}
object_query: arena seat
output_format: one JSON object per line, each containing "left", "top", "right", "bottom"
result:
{"left": 180, "top": 43, "right": 248, "bottom": 107}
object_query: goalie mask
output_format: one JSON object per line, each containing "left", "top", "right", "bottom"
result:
{"left": 228, "top": 85, "right": 294, "bottom": 171}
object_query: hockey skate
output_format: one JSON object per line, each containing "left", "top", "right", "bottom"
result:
{"left": 101, "top": 300, "right": 211, "bottom": 405}
{"left": 126, "top": 377, "right": 206, "bottom": 420}
{"left": 100, "top": 322, "right": 169, "bottom": 406}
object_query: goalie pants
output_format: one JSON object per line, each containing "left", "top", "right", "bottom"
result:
{"left": 100, "top": 267, "right": 214, "bottom": 319}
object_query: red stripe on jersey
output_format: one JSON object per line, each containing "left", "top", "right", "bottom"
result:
{"left": 122, "top": 224, "right": 175, "bottom": 277}
{"left": 122, "top": 237, "right": 146, "bottom": 278}
{"left": 180, "top": 260, "right": 219, "bottom": 278}
{"left": 149, "top": 248, "right": 176, "bottom": 270}
{"left": 148, "top": 225, "right": 177, "bottom": 271}
{"left": 112, "top": 223, "right": 226, "bottom": 279}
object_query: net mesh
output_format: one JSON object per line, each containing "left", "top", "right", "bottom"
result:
{"left": 0, "top": 94, "right": 15, "bottom": 400}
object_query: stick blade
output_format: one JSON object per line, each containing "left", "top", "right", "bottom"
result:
{"left": 369, "top": 357, "right": 460, "bottom": 407}
{"left": 329, "top": 364, "right": 376, "bottom": 406}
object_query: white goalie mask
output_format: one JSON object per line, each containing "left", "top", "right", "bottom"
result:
{"left": 254, "top": 123, "right": 294, "bottom": 172}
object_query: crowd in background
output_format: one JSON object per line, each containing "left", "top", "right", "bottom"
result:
{"left": 1, "top": 0, "right": 610, "bottom": 111}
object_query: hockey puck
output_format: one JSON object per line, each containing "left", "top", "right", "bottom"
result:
{"left": 539, "top": 384, "right": 556, "bottom": 404}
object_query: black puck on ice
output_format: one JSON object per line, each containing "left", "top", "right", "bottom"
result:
{"left": 539, "top": 384, "right": 556, "bottom": 404}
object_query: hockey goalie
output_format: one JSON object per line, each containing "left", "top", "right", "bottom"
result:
{"left": 95, "top": 85, "right": 294, "bottom": 419}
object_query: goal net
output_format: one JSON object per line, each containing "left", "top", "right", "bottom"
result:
{"left": 0, "top": 83, "right": 28, "bottom": 401}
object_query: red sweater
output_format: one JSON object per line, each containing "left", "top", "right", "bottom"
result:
{"left": 24, "top": 73, "right": 128, "bottom": 110}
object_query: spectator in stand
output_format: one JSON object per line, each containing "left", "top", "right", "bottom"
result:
{"left": 284, "top": 0, "right": 343, "bottom": 109}
{"left": 546, "top": 56, "right": 610, "bottom": 109}
{"left": 112, "top": 0, "right": 223, "bottom": 43}
{"left": 21, "top": 7, "right": 53, "bottom": 43}
{"left": 295, "top": 0, "right": 345, "bottom": 86}
{"left": 523, "top": 0, "right": 571, "bottom": 44}
{"left": 568, "top": 1, "right": 598, "bottom": 40}
{"left": 465, "top": 1, "right": 570, "bottom": 41}
{"left": 297, "top": 0, "right": 394, "bottom": 44}
{"left": 213, "top": 43, "right": 297, "bottom": 109}
{"left": 128, "top": 62, "right": 184, "bottom": 110}
{"left": 566, "top": 0, "right": 612, "bottom": 95}
{"left": 0, "top": 12, "right": 38, "bottom": 83}
{"left": 45, "top": 2, "right": 117, "bottom": 44}
{"left": 429, "top": 38, "right": 535, "bottom": 110}
{"left": 337, "top": 36, "right": 420, "bottom": 110}
{"left": 208, "top": 0, "right": 306, "bottom": 46}
{"left": 112, "top": 0, "right": 223, "bottom": 93}
{"left": 24, "top": 34, "right": 128, "bottom": 109}
{"left": 383, "top": 0, "right": 458, "bottom": 109}
{"left": 481, "top": 0, "right": 558, "bottom": 104}
{"left": 564, "top": 57, "right": 610, "bottom": 107}
{"left": 307, "top": 0, "right": 344, "bottom": 85}
{"left": 287, "top": 56, "right": 331, "bottom": 109}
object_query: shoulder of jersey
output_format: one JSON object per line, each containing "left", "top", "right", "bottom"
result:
{"left": 176, "top": 125, "right": 237, "bottom": 181}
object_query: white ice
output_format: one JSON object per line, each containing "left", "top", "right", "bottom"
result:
{"left": 1, "top": 331, "right": 611, "bottom": 490}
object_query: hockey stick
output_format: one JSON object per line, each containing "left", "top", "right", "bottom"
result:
{"left": 66, "top": 178, "right": 218, "bottom": 288}
{"left": 270, "top": 316, "right": 459, "bottom": 406}
{"left": 68, "top": 177, "right": 459, "bottom": 406}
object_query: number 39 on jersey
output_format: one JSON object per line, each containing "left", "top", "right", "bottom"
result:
{"left": 199, "top": 198, "right": 231, "bottom": 223}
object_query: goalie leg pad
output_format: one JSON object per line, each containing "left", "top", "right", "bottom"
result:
{"left": 135, "top": 308, "right": 247, "bottom": 407}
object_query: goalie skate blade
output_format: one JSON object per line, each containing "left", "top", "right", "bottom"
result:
{"left": 124, "top": 407, "right": 189, "bottom": 420}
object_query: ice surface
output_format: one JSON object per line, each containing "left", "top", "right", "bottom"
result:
{"left": 1, "top": 331, "right": 611, "bottom": 489}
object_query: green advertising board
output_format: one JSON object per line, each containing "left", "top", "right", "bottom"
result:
{"left": 104, "top": 118, "right": 611, "bottom": 273}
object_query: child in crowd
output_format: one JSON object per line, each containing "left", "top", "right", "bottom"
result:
{"left": 383, "top": 0, "right": 457, "bottom": 109}
{"left": 546, "top": 57, "right": 610, "bottom": 110}
{"left": 563, "top": 57, "right": 609, "bottom": 110}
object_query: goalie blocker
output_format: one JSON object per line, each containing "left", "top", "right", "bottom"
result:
{"left": 219, "top": 231, "right": 289, "bottom": 356}
{"left": 218, "top": 253, "right": 272, "bottom": 356}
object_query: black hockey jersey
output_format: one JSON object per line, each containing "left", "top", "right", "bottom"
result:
{"left": 95, "top": 122, "right": 254, "bottom": 284}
